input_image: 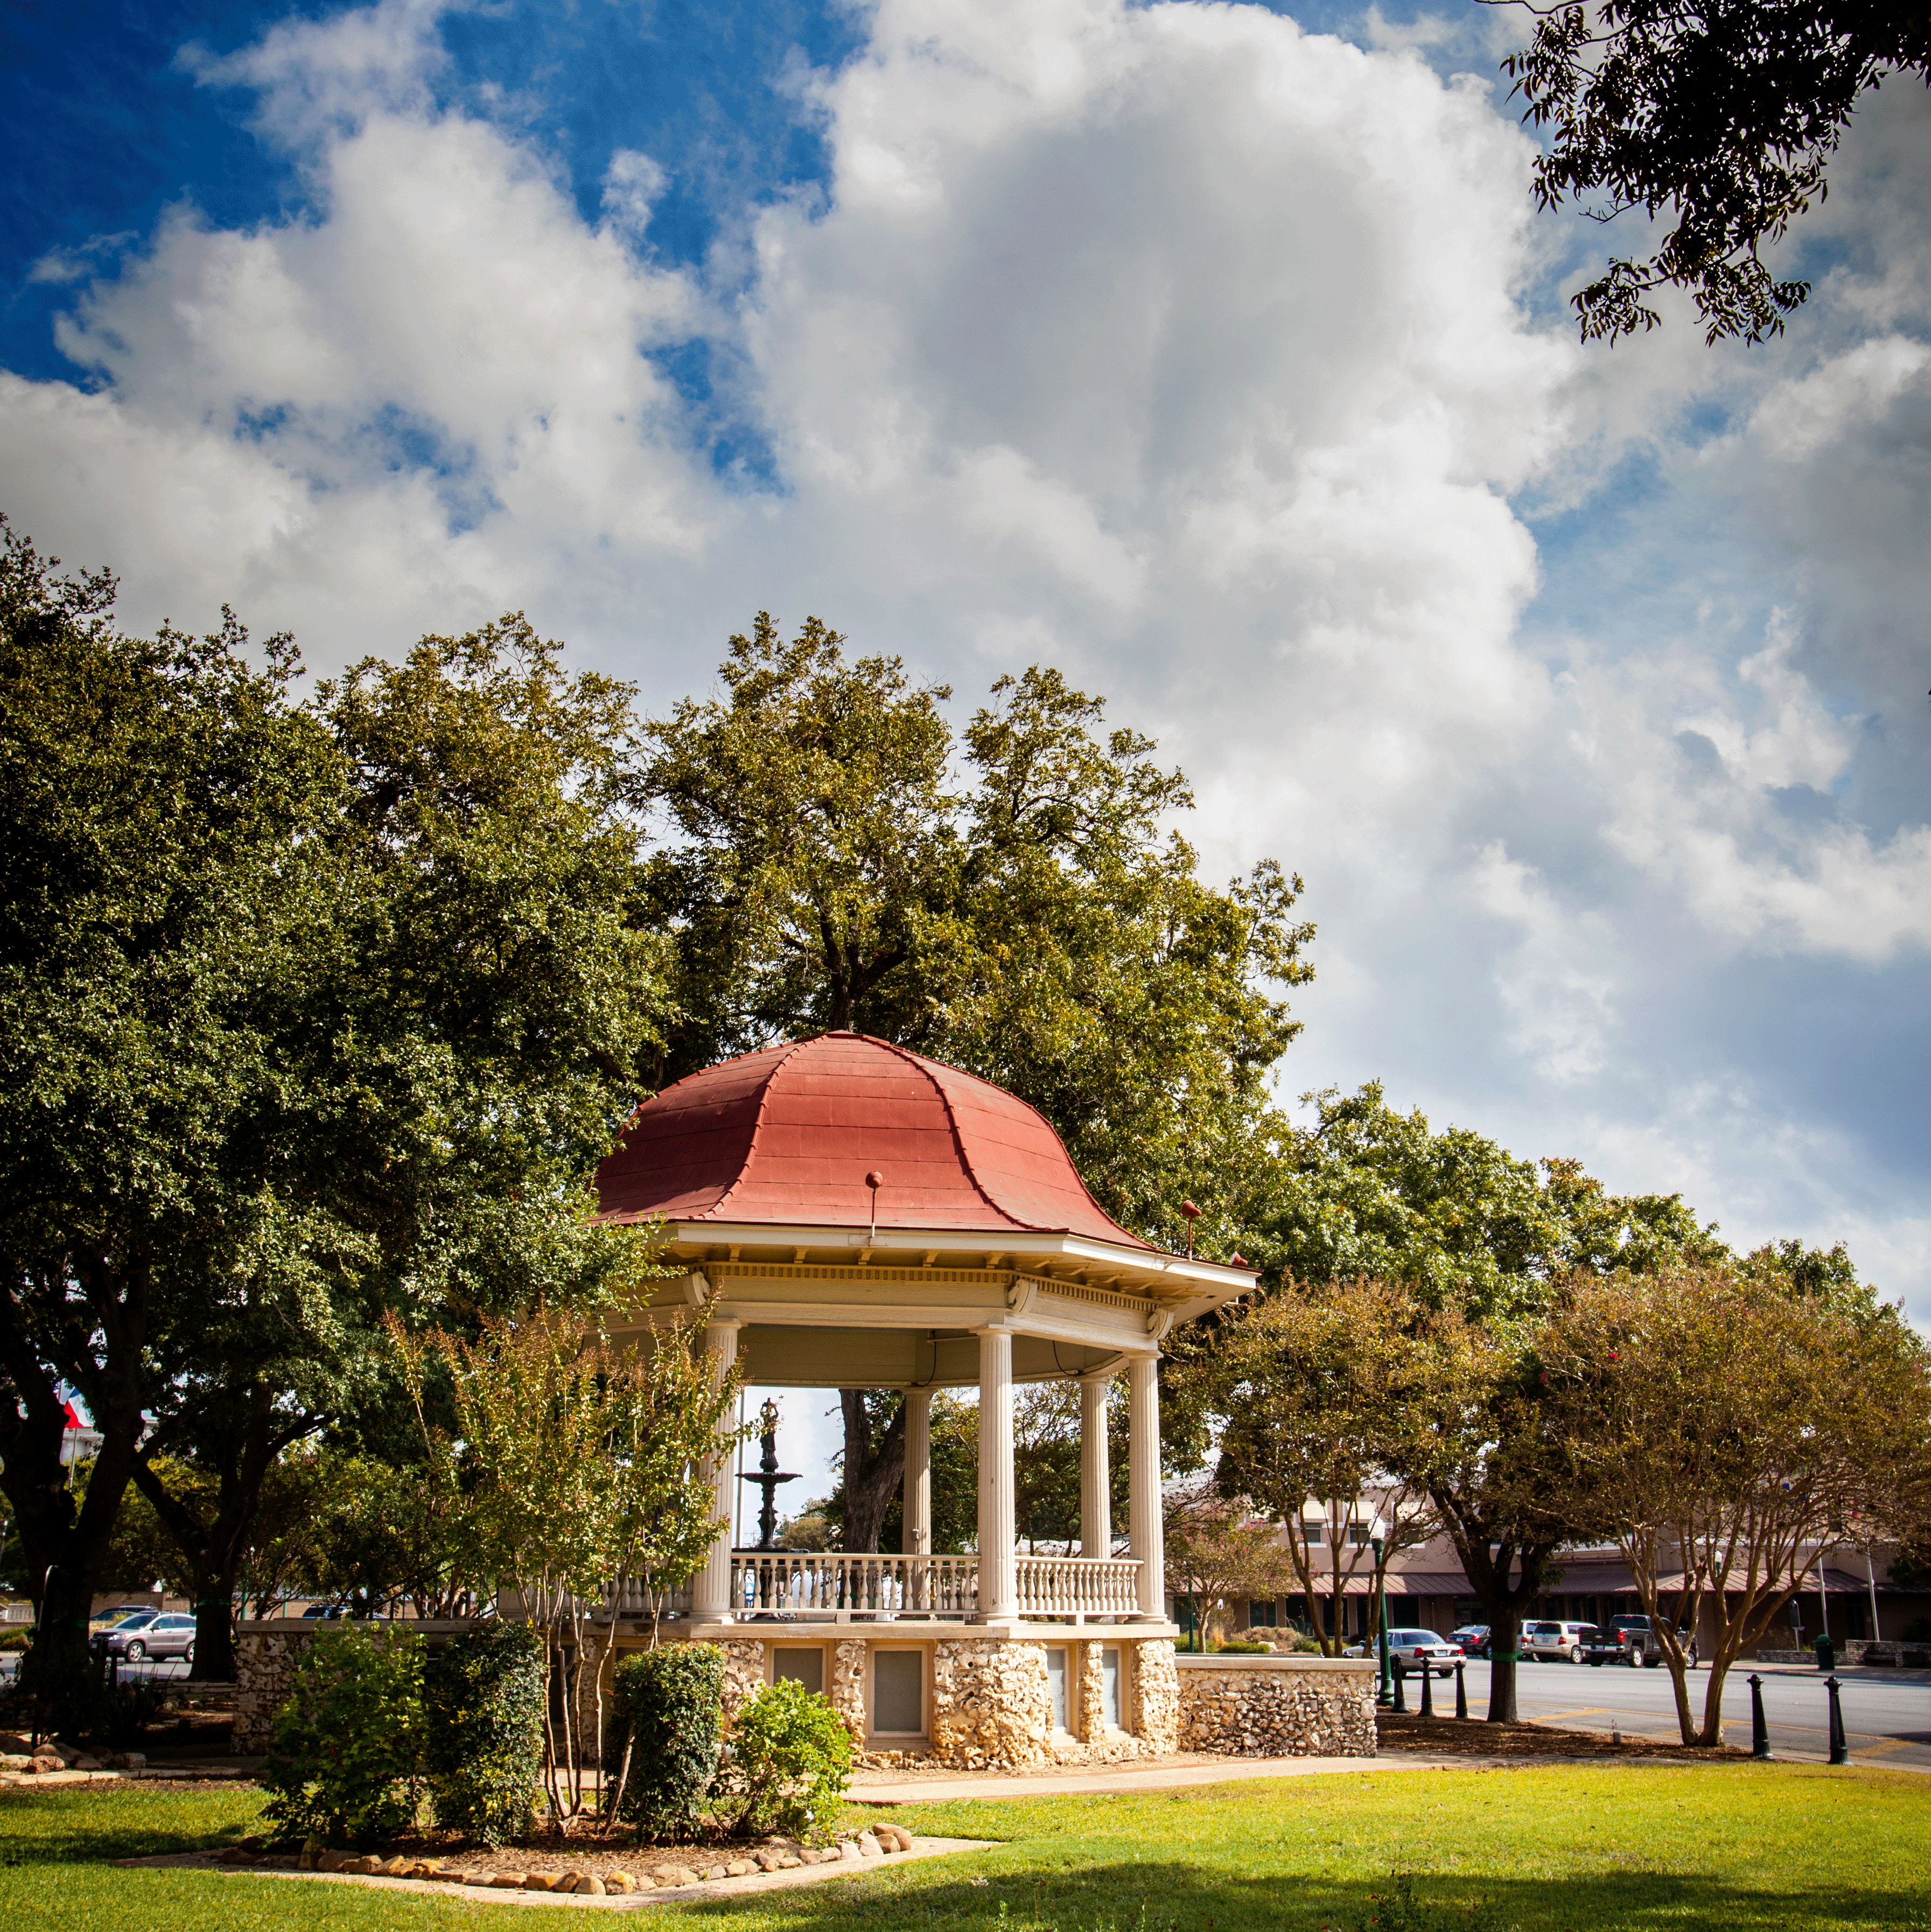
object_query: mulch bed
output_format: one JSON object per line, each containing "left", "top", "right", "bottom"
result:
{"left": 1376, "top": 1711, "right": 1751, "bottom": 1764}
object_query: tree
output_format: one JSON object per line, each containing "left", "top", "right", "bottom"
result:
{"left": 1394, "top": 1309, "right": 1592, "bottom": 1723}
{"left": 1249, "top": 1084, "right": 1724, "bottom": 1321}
{"left": 1493, "top": 0, "right": 1931, "bottom": 342}
{"left": 396, "top": 1302, "right": 743, "bottom": 1822}
{"left": 1163, "top": 1487, "right": 1298, "bottom": 1651}
{"left": 1199, "top": 1280, "right": 1439, "bottom": 1653}
{"left": 0, "top": 556, "right": 674, "bottom": 1689}
{"left": 0, "top": 519, "right": 340, "bottom": 1708}
{"left": 633, "top": 617, "right": 1313, "bottom": 1256}
{"left": 1541, "top": 1265, "right": 1931, "bottom": 1744}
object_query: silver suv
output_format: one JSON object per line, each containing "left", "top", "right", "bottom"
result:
{"left": 1522, "top": 1619, "right": 1596, "bottom": 1663}
{"left": 97, "top": 1609, "right": 196, "bottom": 1665}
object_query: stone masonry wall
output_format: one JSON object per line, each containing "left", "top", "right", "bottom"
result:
{"left": 1176, "top": 1657, "right": 1376, "bottom": 1757}
{"left": 831, "top": 1638, "right": 869, "bottom": 1741}
{"left": 929, "top": 1637, "right": 1054, "bottom": 1770}
{"left": 1133, "top": 1638, "right": 1180, "bottom": 1754}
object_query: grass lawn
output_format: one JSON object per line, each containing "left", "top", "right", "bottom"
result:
{"left": 4, "top": 1762, "right": 1927, "bottom": 1932}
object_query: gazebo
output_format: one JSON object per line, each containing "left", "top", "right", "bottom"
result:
{"left": 593, "top": 1031, "right": 1256, "bottom": 1767}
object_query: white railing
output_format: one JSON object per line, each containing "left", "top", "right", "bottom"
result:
{"left": 1013, "top": 1555, "right": 1143, "bottom": 1618}
{"left": 714, "top": 1551, "right": 1144, "bottom": 1622}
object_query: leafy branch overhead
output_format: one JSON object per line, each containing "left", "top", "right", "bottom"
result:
{"left": 1493, "top": 0, "right": 1931, "bottom": 342}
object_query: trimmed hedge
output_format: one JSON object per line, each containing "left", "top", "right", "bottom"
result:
{"left": 261, "top": 1623, "right": 424, "bottom": 1846}
{"left": 424, "top": 1620, "right": 545, "bottom": 1846}
{"left": 608, "top": 1643, "right": 724, "bottom": 1841}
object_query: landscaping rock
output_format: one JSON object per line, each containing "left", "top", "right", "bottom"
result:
{"left": 753, "top": 1849, "right": 782, "bottom": 1871}
{"left": 857, "top": 1831, "right": 883, "bottom": 1857}
{"left": 0, "top": 1732, "right": 30, "bottom": 1753}
{"left": 777, "top": 1853, "right": 802, "bottom": 1868}
{"left": 491, "top": 1872, "right": 527, "bottom": 1888}
{"left": 69, "top": 1753, "right": 103, "bottom": 1771}
{"left": 703, "top": 1863, "right": 728, "bottom": 1880}
{"left": 576, "top": 1875, "right": 607, "bottom": 1895}
{"left": 605, "top": 1871, "right": 636, "bottom": 1893}
{"left": 724, "top": 1857, "right": 757, "bottom": 1877}
{"left": 523, "top": 1871, "right": 562, "bottom": 1891}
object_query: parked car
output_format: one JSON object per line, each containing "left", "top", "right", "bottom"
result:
{"left": 1584, "top": 1614, "right": 1699, "bottom": 1669}
{"left": 89, "top": 1604, "right": 159, "bottom": 1630}
{"left": 1450, "top": 1624, "right": 1491, "bottom": 1658}
{"left": 1522, "top": 1620, "right": 1599, "bottom": 1663}
{"left": 96, "top": 1609, "right": 195, "bottom": 1665}
{"left": 1367, "top": 1628, "right": 1461, "bottom": 1678}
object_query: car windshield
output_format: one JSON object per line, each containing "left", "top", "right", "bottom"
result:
{"left": 113, "top": 1611, "right": 159, "bottom": 1629}
{"left": 1414, "top": 1632, "right": 1447, "bottom": 1645}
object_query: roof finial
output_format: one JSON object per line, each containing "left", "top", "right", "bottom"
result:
{"left": 1180, "top": 1198, "right": 1201, "bottom": 1257}
{"left": 865, "top": 1169, "right": 884, "bottom": 1241}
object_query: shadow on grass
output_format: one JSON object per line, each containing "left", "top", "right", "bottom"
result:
{"left": 679, "top": 1857, "right": 1931, "bottom": 1932}
{"left": 0, "top": 1786, "right": 261, "bottom": 1865}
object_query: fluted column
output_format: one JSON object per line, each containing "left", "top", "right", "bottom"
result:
{"left": 692, "top": 1319, "right": 743, "bottom": 1619}
{"left": 1079, "top": 1370, "right": 1114, "bottom": 1559}
{"left": 1128, "top": 1352, "right": 1163, "bottom": 1619}
{"left": 975, "top": 1328, "right": 1017, "bottom": 1620}
{"left": 903, "top": 1389, "right": 932, "bottom": 1557}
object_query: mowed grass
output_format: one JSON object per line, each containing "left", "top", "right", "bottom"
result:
{"left": 4, "top": 1761, "right": 1928, "bottom": 1932}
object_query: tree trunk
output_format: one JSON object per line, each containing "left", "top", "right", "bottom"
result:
{"left": 1486, "top": 1609, "right": 1523, "bottom": 1724}
{"left": 0, "top": 1258, "right": 155, "bottom": 1733}
{"left": 839, "top": 1392, "right": 906, "bottom": 1552}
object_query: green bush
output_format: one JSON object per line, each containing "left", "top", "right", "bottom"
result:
{"left": 1212, "top": 1639, "right": 1275, "bottom": 1655}
{"left": 608, "top": 1643, "right": 724, "bottom": 1841}
{"left": 0, "top": 1627, "right": 32, "bottom": 1654}
{"left": 713, "top": 1677, "right": 851, "bottom": 1840}
{"left": 424, "top": 1621, "right": 544, "bottom": 1846}
{"left": 260, "top": 1623, "right": 424, "bottom": 1846}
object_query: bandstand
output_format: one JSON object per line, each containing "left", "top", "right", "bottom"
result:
{"left": 593, "top": 1031, "right": 1256, "bottom": 1768}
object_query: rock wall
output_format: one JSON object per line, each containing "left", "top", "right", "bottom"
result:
{"left": 831, "top": 1639, "right": 868, "bottom": 1740}
{"left": 234, "top": 1625, "right": 311, "bottom": 1753}
{"left": 718, "top": 1639, "right": 766, "bottom": 1717}
{"left": 1133, "top": 1638, "right": 1180, "bottom": 1754}
{"left": 1175, "top": 1656, "right": 1376, "bottom": 1758}
{"left": 929, "top": 1637, "right": 1053, "bottom": 1770}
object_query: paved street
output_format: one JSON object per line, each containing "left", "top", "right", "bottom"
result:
{"left": 1452, "top": 1658, "right": 1931, "bottom": 1769}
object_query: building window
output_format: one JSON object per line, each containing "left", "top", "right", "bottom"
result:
{"left": 1249, "top": 1599, "right": 1278, "bottom": 1629}
{"left": 1099, "top": 1647, "right": 1124, "bottom": 1730}
{"left": 1303, "top": 1522, "right": 1325, "bottom": 1546}
{"left": 872, "top": 1649, "right": 924, "bottom": 1736}
{"left": 773, "top": 1647, "right": 824, "bottom": 1695}
{"left": 1348, "top": 1524, "right": 1370, "bottom": 1546}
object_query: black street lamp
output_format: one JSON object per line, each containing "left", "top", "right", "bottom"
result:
{"left": 1370, "top": 1515, "right": 1393, "bottom": 1710}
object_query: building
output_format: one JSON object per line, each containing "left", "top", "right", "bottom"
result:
{"left": 590, "top": 1029, "right": 1256, "bottom": 1766}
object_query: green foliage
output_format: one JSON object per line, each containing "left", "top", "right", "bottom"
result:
{"left": 260, "top": 1623, "right": 424, "bottom": 1846}
{"left": 1500, "top": 0, "right": 1928, "bottom": 343}
{"left": 713, "top": 1676, "right": 851, "bottom": 1840}
{"left": 608, "top": 1643, "right": 725, "bottom": 1841}
{"left": 1345, "top": 1871, "right": 1512, "bottom": 1931}
{"left": 635, "top": 617, "right": 1313, "bottom": 1255}
{"left": 1249, "top": 1083, "right": 1726, "bottom": 1322}
{"left": 423, "top": 1621, "right": 544, "bottom": 1846}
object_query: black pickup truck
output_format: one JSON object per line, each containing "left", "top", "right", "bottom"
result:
{"left": 1581, "top": 1614, "right": 1699, "bottom": 1668}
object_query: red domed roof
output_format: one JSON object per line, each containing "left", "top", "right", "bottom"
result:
{"left": 596, "top": 1033, "right": 1157, "bottom": 1250}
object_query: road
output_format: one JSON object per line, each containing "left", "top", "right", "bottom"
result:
{"left": 1448, "top": 1658, "right": 1931, "bottom": 1770}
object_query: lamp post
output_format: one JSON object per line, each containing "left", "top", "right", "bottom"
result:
{"left": 1370, "top": 1516, "right": 1393, "bottom": 1710}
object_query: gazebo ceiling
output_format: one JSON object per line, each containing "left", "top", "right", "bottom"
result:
{"left": 598, "top": 1031, "right": 1156, "bottom": 1249}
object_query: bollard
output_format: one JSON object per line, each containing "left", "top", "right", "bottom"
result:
{"left": 1747, "top": 1672, "right": 1772, "bottom": 1760}
{"left": 1392, "top": 1662, "right": 1408, "bottom": 1713}
{"left": 1826, "top": 1675, "right": 1848, "bottom": 1766}
{"left": 1454, "top": 1658, "right": 1468, "bottom": 1721}
{"left": 1419, "top": 1654, "right": 1435, "bottom": 1717}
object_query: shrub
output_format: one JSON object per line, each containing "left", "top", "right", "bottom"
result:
{"left": 260, "top": 1623, "right": 424, "bottom": 1846}
{"left": 713, "top": 1677, "right": 851, "bottom": 1840}
{"left": 608, "top": 1643, "right": 723, "bottom": 1840}
{"left": 424, "top": 1621, "right": 545, "bottom": 1846}
{"left": 1211, "top": 1639, "right": 1275, "bottom": 1655}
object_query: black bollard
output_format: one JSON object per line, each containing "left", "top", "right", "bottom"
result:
{"left": 1455, "top": 1658, "right": 1468, "bottom": 1721}
{"left": 1393, "top": 1662, "right": 1408, "bottom": 1713}
{"left": 1748, "top": 1672, "right": 1772, "bottom": 1760}
{"left": 1826, "top": 1675, "right": 1848, "bottom": 1766}
{"left": 1419, "top": 1654, "right": 1435, "bottom": 1717}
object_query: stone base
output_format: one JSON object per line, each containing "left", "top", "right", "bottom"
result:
{"left": 639, "top": 1623, "right": 1179, "bottom": 1771}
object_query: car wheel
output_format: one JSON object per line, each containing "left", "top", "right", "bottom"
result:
{"left": 184, "top": 1642, "right": 195, "bottom": 1668}
{"left": 123, "top": 1640, "right": 145, "bottom": 1662}
{"left": 1569, "top": 1646, "right": 1583, "bottom": 1664}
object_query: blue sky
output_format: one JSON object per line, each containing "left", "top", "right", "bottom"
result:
{"left": 6, "top": 0, "right": 1929, "bottom": 1502}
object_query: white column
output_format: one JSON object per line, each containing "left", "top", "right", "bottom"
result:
{"left": 1128, "top": 1352, "right": 1163, "bottom": 1619}
{"left": 1079, "top": 1371, "right": 1114, "bottom": 1559}
{"left": 903, "top": 1390, "right": 932, "bottom": 1557}
{"left": 693, "top": 1320, "right": 743, "bottom": 1620}
{"left": 975, "top": 1328, "right": 1017, "bottom": 1620}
